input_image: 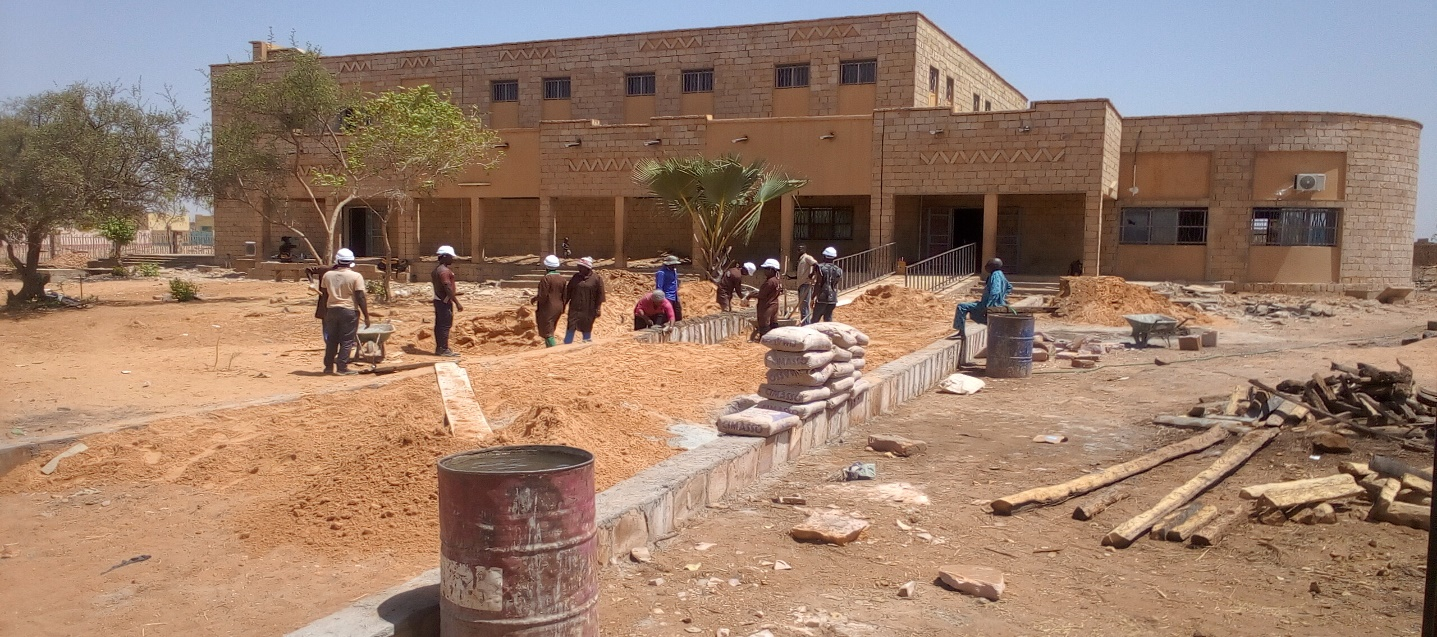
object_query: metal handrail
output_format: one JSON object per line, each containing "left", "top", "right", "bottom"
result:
{"left": 904, "top": 243, "right": 978, "bottom": 293}
{"left": 827, "top": 242, "right": 895, "bottom": 293}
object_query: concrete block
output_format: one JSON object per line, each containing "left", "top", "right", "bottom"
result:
{"left": 1178, "top": 335, "right": 1202, "bottom": 351}
{"left": 671, "top": 472, "right": 708, "bottom": 525}
{"left": 705, "top": 458, "right": 732, "bottom": 507}
{"left": 1199, "top": 329, "right": 1218, "bottom": 348}
{"left": 729, "top": 447, "right": 759, "bottom": 493}
{"left": 643, "top": 490, "right": 676, "bottom": 540}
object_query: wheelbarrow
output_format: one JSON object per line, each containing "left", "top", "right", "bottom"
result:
{"left": 1122, "top": 313, "right": 1190, "bottom": 348}
{"left": 355, "top": 323, "right": 395, "bottom": 367}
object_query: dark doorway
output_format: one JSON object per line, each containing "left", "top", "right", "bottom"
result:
{"left": 953, "top": 208, "right": 984, "bottom": 257}
{"left": 920, "top": 207, "right": 984, "bottom": 259}
{"left": 345, "top": 207, "right": 385, "bottom": 257}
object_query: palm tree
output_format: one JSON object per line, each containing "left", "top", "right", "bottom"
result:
{"left": 633, "top": 155, "right": 806, "bottom": 281}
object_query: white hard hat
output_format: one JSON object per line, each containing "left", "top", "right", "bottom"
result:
{"left": 822, "top": 247, "right": 838, "bottom": 258}
{"left": 436, "top": 245, "right": 457, "bottom": 257}
{"left": 543, "top": 255, "right": 561, "bottom": 269}
{"left": 335, "top": 248, "right": 355, "bottom": 264}
{"left": 742, "top": 262, "right": 756, "bottom": 275}
{"left": 577, "top": 256, "right": 594, "bottom": 269}
{"left": 760, "top": 258, "right": 781, "bottom": 270}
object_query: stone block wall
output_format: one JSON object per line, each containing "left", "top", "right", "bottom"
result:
{"left": 553, "top": 197, "right": 616, "bottom": 259}
{"left": 913, "top": 16, "right": 1027, "bottom": 112}
{"left": 416, "top": 198, "right": 469, "bottom": 256}
{"left": 624, "top": 198, "right": 692, "bottom": 261}
{"left": 482, "top": 198, "right": 540, "bottom": 256}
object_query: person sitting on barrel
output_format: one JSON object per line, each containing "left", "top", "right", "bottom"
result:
{"left": 951, "top": 257, "right": 1011, "bottom": 340}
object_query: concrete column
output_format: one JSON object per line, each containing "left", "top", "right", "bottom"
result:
{"left": 395, "top": 199, "right": 420, "bottom": 261}
{"left": 779, "top": 195, "right": 795, "bottom": 272}
{"left": 614, "top": 196, "right": 627, "bottom": 268}
{"left": 1082, "top": 191, "right": 1104, "bottom": 276}
{"left": 982, "top": 193, "right": 998, "bottom": 266}
{"left": 469, "top": 197, "right": 485, "bottom": 263}
{"left": 539, "top": 196, "right": 555, "bottom": 256}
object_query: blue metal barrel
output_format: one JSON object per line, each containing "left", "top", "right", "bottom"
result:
{"left": 986, "top": 313, "right": 1034, "bottom": 379}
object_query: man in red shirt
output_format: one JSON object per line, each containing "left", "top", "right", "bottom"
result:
{"left": 633, "top": 289, "right": 675, "bottom": 330}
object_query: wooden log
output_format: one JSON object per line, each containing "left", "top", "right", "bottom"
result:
{"left": 1240, "top": 474, "right": 1358, "bottom": 500}
{"left": 1102, "top": 427, "right": 1279, "bottom": 548}
{"left": 991, "top": 426, "right": 1230, "bottom": 515}
{"left": 1151, "top": 415, "right": 1253, "bottom": 434}
{"left": 1223, "top": 385, "right": 1246, "bottom": 417}
{"left": 1189, "top": 507, "right": 1247, "bottom": 547}
{"left": 1247, "top": 379, "right": 1400, "bottom": 441}
{"left": 1256, "top": 474, "right": 1363, "bottom": 510}
{"left": 1402, "top": 474, "right": 1433, "bottom": 497}
{"left": 1072, "top": 488, "right": 1130, "bottom": 521}
{"left": 1150, "top": 502, "right": 1203, "bottom": 540}
{"left": 1312, "top": 372, "right": 1340, "bottom": 407}
{"left": 1336, "top": 461, "right": 1372, "bottom": 478}
{"left": 1371, "top": 455, "right": 1434, "bottom": 482}
{"left": 1369, "top": 478, "right": 1432, "bottom": 531}
{"left": 1167, "top": 503, "right": 1221, "bottom": 541}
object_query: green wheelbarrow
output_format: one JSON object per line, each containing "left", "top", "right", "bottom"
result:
{"left": 1122, "top": 313, "right": 1190, "bottom": 348}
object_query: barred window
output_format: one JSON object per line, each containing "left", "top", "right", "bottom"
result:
{"left": 839, "top": 59, "right": 877, "bottom": 85}
{"left": 1251, "top": 208, "right": 1339, "bottom": 246}
{"left": 794, "top": 207, "right": 854, "bottom": 241}
{"left": 984, "top": 100, "right": 992, "bottom": 111}
{"left": 928, "top": 66, "right": 939, "bottom": 93}
{"left": 775, "top": 63, "right": 809, "bottom": 88}
{"left": 972, "top": 93, "right": 981, "bottom": 111}
{"left": 491, "top": 80, "right": 518, "bottom": 102}
{"left": 542, "top": 77, "right": 570, "bottom": 100}
{"left": 625, "top": 72, "right": 656, "bottom": 96}
{"left": 945, "top": 77, "right": 954, "bottom": 104}
{"left": 681, "top": 69, "right": 713, "bottom": 93}
{"left": 1120, "top": 207, "right": 1208, "bottom": 245}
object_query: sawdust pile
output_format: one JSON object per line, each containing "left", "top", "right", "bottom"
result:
{"left": 1053, "top": 276, "right": 1209, "bottom": 327}
{"left": 837, "top": 284, "right": 954, "bottom": 366}
{"left": 43, "top": 251, "right": 93, "bottom": 269}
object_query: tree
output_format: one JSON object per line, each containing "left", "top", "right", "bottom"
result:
{"left": 329, "top": 84, "right": 504, "bottom": 295}
{"left": 633, "top": 155, "right": 807, "bottom": 281}
{"left": 95, "top": 216, "right": 139, "bottom": 259}
{"left": 208, "top": 48, "right": 364, "bottom": 265}
{"left": 0, "top": 83, "right": 199, "bottom": 305}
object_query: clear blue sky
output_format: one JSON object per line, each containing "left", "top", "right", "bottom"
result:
{"left": 2, "top": 0, "right": 1433, "bottom": 235}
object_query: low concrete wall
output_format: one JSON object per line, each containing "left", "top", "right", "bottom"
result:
{"left": 632, "top": 310, "right": 755, "bottom": 345}
{"left": 286, "top": 336, "right": 967, "bottom": 637}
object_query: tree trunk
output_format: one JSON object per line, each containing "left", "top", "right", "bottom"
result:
{"left": 6, "top": 231, "right": 51, "bottom": 306}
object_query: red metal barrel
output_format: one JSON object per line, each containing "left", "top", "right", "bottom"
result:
{"left": 438, "top": 445, "right": 597, "bottom": 636}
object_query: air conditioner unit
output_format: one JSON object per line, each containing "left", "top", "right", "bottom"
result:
{"left": 1294, "top": 173, "right": 1327, "bottom": 192}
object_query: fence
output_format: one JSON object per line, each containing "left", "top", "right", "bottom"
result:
{"left": 4, "top": 229, "right": 214, "bottom": 263}
{"left": 832, "top": 242, "right": 895, "bottom": 293}
{"left": 904, "top": 242, "right": 978, "bottom": 293}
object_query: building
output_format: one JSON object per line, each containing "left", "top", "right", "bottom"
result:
{"left": 211, "top": 12, "right": 1422, "bottom": 288}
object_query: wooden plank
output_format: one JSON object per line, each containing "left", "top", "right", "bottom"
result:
{"left": 1223, "top": 385, "right": 1247, "bottom": 417}
{"left": 991, "top": 426, "right": 1230, "bottom": 515}
{"left": 1150, "top": 502, "right": 1203, "bottom": 540}
{"left": 1151, "top": 415, "right": 1253, "bottom": 434}
{"left": 1247, "top": 379, "right": 1399, "bottom": 441}
{"left": 1167, "top": 503, "right": 1221, "bottom": 542}
{"left": 1256, "top": 474, "right": 1363, "bottom": 510}
{"left": 1103, "top": 427, "right": 1279, "bottom": 548}
{"left": 1369, "top": 478, "right": 1432, "bottom": 531}
{"left": 1072, "top": 487, "right": 1130, "bottom": 521}
{"left": 434, "top": 362, "right": 492, "bottom": 439}
{"left": 1189, "top": 507, "right": 1247, "bottom": 547}
{"left": 1240, "top": 474, "right": 1357, "bottom": 500}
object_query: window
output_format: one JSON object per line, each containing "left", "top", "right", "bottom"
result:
{"left": 984, "top": 100, "right": 992, "bottom": 111}
{"left": 928, "top": 66, "right": 939, "bottom": 93}
{"left": 1120, "top": 207, "right": 1208, "bottom": 245}
{"left": 839, "top": 59, "right": 877, "bottom": 85}
{"left": 973, "top": 93, "right": 981, "bottom": 111}
{"left": 491, "top": 80, "right": 518, "bottom": 102}
{"left": 543, "top": 77, "right": 570, "bottom": 100}
{"left": 626, "top": 72, "right": 656, "bottom": 97}
{"left": 775, "top": 63, "right": 810, "bottom": 88}
{"left": 945, "top": 77, "right": 954, "bottom": 104}
{"left": 793, "top": 207, "right": 855, "bottom": 241}
{"left": 681, "top": 69, "right": 713, "bottom": 93}
{"left": 1251, "top": 208, "right": 1339, "bottom": 246}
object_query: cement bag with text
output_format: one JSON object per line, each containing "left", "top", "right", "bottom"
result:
{"left": 808, "top": 322, "right": 860, "bottom": 349}
{"left": 716, "top": 407, "right": 802, "bottom": 437}
{"left": 764, "top": 349, "right": 836, "bottom": 370}
{"left": 829, "top": 346, "right": 854, "bottom": 363}
{"left": 760, "top": 326, "right": 833, "bottom": 352}
{"left": 765, "top": 365, "right": 834, "bottom": 387}
{"left": 828, "top": 362, "right": 856, "bottom": 379}
{"left": 755, "top": 399, "right": 827, "bottom": 419}
{"left": 759, "top": 383, "right": 834, "bottom": 404}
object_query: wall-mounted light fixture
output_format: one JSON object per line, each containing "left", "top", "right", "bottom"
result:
{"left": 928, "top": 129, "right": 944, "bottom": 136}
{"left": 1018, "top": 123, "right": 1031, "bottom": 133}
{"left": 643, "top": 139, "right": 662, "bottom": 146}
{"left": 563, "top": 139, "right": 582, "bottom": 148}
{"left": 457, "top": 182, "right": 492, "bottom": 187}
{"left": 731, "top": 135, "right": 749, "bottom": 143}
{"left": 819, "top": 132, "right": 836, "bottom": 140}
{"left": 493, "top": 141, "right": 510, "bottom": 149}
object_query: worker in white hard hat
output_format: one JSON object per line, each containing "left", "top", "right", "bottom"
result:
{"left": 716, "top": 260, "right": 757, "bottom": 312}
{"left": 318, "top": 248, "right": 370, "bottom": 375}
{"left": 811, "top": 247, "right": 843, "bottom": 323}
{"left": 532, "top": 255, "right": 568, "bottom": 347}
{"left": 754, "top": 258, "right": 784, "bottom": 335}
{"left": 431, "top": 246, "right": 464, "bottom": 357}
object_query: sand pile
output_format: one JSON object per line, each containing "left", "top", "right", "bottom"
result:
{"left": 43, "top": 251, "right": 93, "bottom": 269}
{"left": 838, "top": 284, "right": 954, "bottom": 366}
{"left": 1053, "top": 276, "right": 1209, "bottom": 327}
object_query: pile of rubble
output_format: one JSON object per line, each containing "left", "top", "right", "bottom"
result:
{"left": 1032, "top": 332, "right": 1128, "bottom": 368}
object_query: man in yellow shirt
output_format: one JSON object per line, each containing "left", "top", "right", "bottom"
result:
{"left": 319, "top": 249, "right": 371, "bottom": 375}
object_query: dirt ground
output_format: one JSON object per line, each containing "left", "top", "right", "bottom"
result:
{"left": 0, "top": 274, "right": 950, "bottom": 636}
{"left": 596, "top": 305, "right": 1437, "bottom": 637}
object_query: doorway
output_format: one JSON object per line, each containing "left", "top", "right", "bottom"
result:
{"left": 921, "top": 207, "right": 983, "bottom": 259}
{"left": 344, "top": 207, "right": 384, "bottom": 257}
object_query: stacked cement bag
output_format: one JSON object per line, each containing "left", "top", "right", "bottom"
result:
{"left": 717, "top": 323, "right": 876, "bottom": 437}
{"left": 805, "top": 322, "right": 871, "bottom": 407}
